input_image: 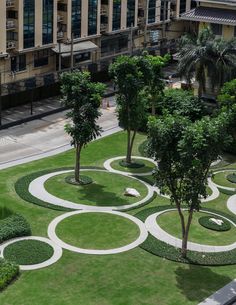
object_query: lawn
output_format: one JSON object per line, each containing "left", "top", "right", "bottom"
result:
{"left": 157, "top": 210, "right": 236, "bottom": 246}
{"left": 110, "top": 158, "right": 155, "bottom": 174}
{"left": 213, "top": 170, "right": 236, "bottom": 188}
{"left": 45, "top": 170, "right": 148, "bottom": 206}
{"left": 56, "top": 212, "right": 140, "bottom": 249}
{"left": 0, "top": 131, "right": 236, "bottom": 305}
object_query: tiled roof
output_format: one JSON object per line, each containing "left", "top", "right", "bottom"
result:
{"left": 181, "top": 7, "right": 236, "bottom": 25}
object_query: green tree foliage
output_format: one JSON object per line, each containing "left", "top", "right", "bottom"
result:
{"left": 109, "top": 55, "right": 152, "bottom": 164}
{"left": 178, "top": 27, "right": 236, "bottom": 97}
{"left": 145, "top": 54, "right": 170, "bottom": 115}
{"left": 61, "top": 71, "right": 105, "bottom": 183}
{"left": 218, "top": 79, "right": 236, "bottom": 109}
{"left": 158, "top": 88, "right": 205, "bottom": 121}
{"left": 147, "top": 112, "right": 233, "bottom": 257}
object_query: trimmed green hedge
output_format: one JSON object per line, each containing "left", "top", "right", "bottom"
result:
{"left": 0, "top": 258, "right": 19, "bottom": 291}
{"left": 217, "top": 187, "right": 236, "bottom": 196}
{"left": 135, "top": 205, "right": 236, "bottom": 266}
{"left": 199, "top": 216, "right": 231, "bottom": 232}
{"left": 4, "top": 240, "right": 54, "bottom": 265}
{"left": 119, "top": 160, "right": 145, "bottom": 169}
{"left": 0, "top": 214, "right": 31, "bottom": 244}
{"left": 227, "top": 173, "right": 236, "bottom": 184}
{"left": 15, "top": 166, "right": 103, "bottom": 211}
{"left": 65, "top": 175, "right": 93, "bottom": 186}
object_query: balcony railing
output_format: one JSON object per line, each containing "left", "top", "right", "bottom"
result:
{"left": 6, "top": 0, "right": 15, "bottom": 8}
{"left": 6, "top": 40, "right": 16, "bottom": 49}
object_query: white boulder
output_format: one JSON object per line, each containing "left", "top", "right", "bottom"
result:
{"left": 124, "top": 188, "right": 141, "bottom": 197}
{"left": 209, "top": 218, "right": 224, "bottom": 226}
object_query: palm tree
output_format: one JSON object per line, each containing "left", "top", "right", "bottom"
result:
{"left": 178, "top": 27, "right": 236, "bottom": 98}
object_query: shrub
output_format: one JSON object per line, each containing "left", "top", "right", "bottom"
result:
{"left": 0, "top": 214, "right": 31, "bottom": 243}
{"left": 227, "top": 173, "right": 236, "bottom": 184}
{"left": 199, "top": 216, "right": 231, "bottom": 232}
{"left": 65, "top": 175, "right": 93, "bottom": 186}
{"left": 0, "top": 258, "right": 19, "bottom": 291}
{"left": 0, "top": 207, "right": 13, "bottom": 220}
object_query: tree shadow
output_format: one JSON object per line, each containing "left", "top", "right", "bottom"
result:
{"left": 77, "top": 183, "right": 138, "bottom": 207}
{"left": 175, "top": 264, "right": 233, "bottom": 303}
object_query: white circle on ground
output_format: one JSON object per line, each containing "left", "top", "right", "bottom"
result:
{"left": 28, "top": 169, "right": 154, "bottom": 211}
{"left": 0, "top": 236, "right": 63, "bottom": 271}
{"left": 145, "top": 208, "right": 236, "bottom": 252}
{"left": 48, "top": 210, "right": 148, "bottom": 255}
{"left": 103, "top": 156, "right": 156, "bottom": 177}
{"left": 210, "top": 170, "right": 236, "bottom": 192}
{"left": 154, "top": 177, "right": 219, "bottom": 202}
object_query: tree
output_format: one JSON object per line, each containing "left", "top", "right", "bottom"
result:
{"left": 147, "top": 112, "right": 232, "bottom": 257}
{"left": 217, "top": 79, "right": 236, "bottom": 109}
{"left": 61, "top": 71, "right": 105, "bottom": 183}
{"left": 158, "top": 88, "right": 205, "bottom": 121}
{"left": 178, "top": 27, "right": 236, "bottom": 98}
{"left": 109, "top": 55, "right": 152, "bottom": 164}
{"left": 145, "top": 54, "right": 170, "bottom": 115}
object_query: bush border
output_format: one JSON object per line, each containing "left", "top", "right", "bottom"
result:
{"left": 198, "top": 215, "right": 231, "bottom": 232}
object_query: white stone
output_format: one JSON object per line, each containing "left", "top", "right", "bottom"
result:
{"left": 209, "top": 218, "right": 224, "bottom": 226}
{"left": 124, "top": 188, "right": 141, "bottom": 197}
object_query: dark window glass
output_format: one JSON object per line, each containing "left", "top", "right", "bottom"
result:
{"left": 160, "top": 0, "right": 168, "bottom": 21}
{"left": 211, "top": 23, "right": 222, "bottom": 35}
{"left": 74, "top": 52, "right": 91, "bottom": 63}
{"left": 43, "top": 0, "right": 54, "bottom": 45}
{"left": 179, "top": 0, "right": 186, "bottom": 14}
{"left": 24, "top": 0, "right": 35, "bottom": 48}
{"left": 234, "top": 26, "right": 236, "bottom": 37}
{"left": 58, "top": 3, "right": 67, "bottom": 11}
{"left": 148, "top": 0, "right": 156, "bottom": 24}
{"left": 72, "top": 0, "right": 81, "bottom": 38}
{"left": 34, "top": 50, "right": 49, "bottom": 67}
{"left": 112, "top": 0, "right": 121, "bottom": 31}
{"left": 127, "top": 0, "right": 135, "bottom": 27}
{"left": 88, "top": 0, "right": 97, "bottom": 35}
{"left": 11, "top": 55, "right": 26, "bottom": 72}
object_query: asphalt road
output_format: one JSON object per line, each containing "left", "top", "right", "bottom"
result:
{"left": 0, "top": 105, "right": 119, "bottom": 169}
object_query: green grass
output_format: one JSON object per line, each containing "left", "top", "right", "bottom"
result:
{"left": 56, "top": 212, "right": 140, "bottom": 249}
{"left": 157, "top": 210, "right": 236, "bottom": 246}
{"left": 111, "top": 158, "right": 155, "bottom": 174}
{"left": 45, "top": 170, "right": 148, "bottom": 207}
{"left": 212, "top": 170, "right": 236, "bottom": 188}
{"left": 4, "top": 240, "right": 54, "bottom": 265}
{"left": 1, "top": 131, "right": 236, "bottom": 305}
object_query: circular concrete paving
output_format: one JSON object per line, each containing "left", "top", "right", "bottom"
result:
{"left": 29, "top": 169, "right": 154, "bottom": 211}
{"left": 145, "top": 209, "right": 236, "bottom": 252}
{"left": 0, "top": 236, "right": 63, "bottom": 270}
{"left": 103, "top": 156, "right": 156, "bottom": 176}
{"left": 48, "top": 210, "right": 148, "bottom": 255}
{"left": 210, "top": 170, "right": 236, "bottom": 192}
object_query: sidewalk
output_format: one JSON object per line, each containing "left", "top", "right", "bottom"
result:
{"left": 1, "top": 81, "right": 116, "bottom": 127}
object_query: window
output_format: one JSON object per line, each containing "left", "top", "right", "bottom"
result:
{"left": 24, "top": 0, "right": 35, "bottom": 49}
{"left": 112, "top": 0, "right": 121, "bottom": 31}
{"left": 127, "top": 0, "right": 135, "bottom": 27}
{"left": 34, "top": 50, "right": 49, "bottom": 67}
{"left": 234, "top": 26, "right": 236, "bottom": 37}
{"left": 42, "top": 0, "right": 54, "bottom": 45}
{"left": 160, "top": 0, "right": 168, "bottom": 21}
{"left": 148, "top": 0, "right": 156, "bottom": 24}
{"left": 211, "top": 23, "right": 222, "bottom": 36}
{"left": 74, "top": 52, "right": 91, "bottom": 63}
{"left": 11, "top": 55, "right": 26, "bottom": 72}
{"left": 72, "top": 0, "right": 81, "bottom": 38}
{"left": 179, "top": 0, "right": 186, "bottom": 14}
{"left": 88, "top": 0, "right": 97, "bottom": 36}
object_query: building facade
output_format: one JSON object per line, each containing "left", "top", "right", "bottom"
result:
{"left": 0, "top": 0, "right": 191, "bottom": 103}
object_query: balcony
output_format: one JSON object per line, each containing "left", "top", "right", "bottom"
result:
{"left": 7, "top": 40, "right": 16, "bottom": 49}
{"left": 6, "top": 19, "right": 16, "bottom": 30}
{"left": 6, "top": 0, "right": 15, "bottom": 8}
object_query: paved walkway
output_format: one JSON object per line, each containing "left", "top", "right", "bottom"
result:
{"left": 145, "top": 208, "right": 236, "bottom": 253}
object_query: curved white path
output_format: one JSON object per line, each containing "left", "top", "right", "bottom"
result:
{"left": 0, "top": 236, "right": 63, "bottom": 270}
{"left": 145, "top": 209, "right": 236, "bottom": 252}
{"left": 210, "top": 170, "right": 236, "bottom": 192}
{"left": 103, "top": 156, "right": 156, "bottom": 177}
{"left": 154, "top": 178, "right": 220, "bottom": 203}
{"left": 29, "top": 169, "right": 154, "bottom": 211}
{"left": 48, "top": 210, "right": 148, "bottom": 255}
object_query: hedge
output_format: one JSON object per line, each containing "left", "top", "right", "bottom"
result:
{"left": 0, "top": 258, "right": 19, "bottom": 291}
{"left": 199, "top": 216, "right": 231, "bottom": 232}
{"left": 0, "top": 214, "right": 31, "bottom": 243}
{"left": 135, "top": 205, "right": 236, "bottom": 266}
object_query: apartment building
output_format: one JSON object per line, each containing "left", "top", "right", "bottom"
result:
{"left": 181, "top": 0, "right": 236, "bottom": 39}
{"left": 0, "top": 0, "right": 190, "bottom": 105}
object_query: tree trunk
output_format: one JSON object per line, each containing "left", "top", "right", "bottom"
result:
{"left": 126, "top": 129, "right": 132, "bottom": 164}
{"left": 198, "top": 82, "right": 203, "bottom": 99}
{"left": 75, "top": 144, "right": 81, "bottom": 183}
{"left": 181, "top": 209, "right": 193, "bottom": 258}
{"left": 151, "top": 102, "right": 156, "bottom": 116}
{"left": 176, "top": 204, "right": 186, "bottom": 239}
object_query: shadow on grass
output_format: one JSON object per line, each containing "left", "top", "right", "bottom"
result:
{"left": 77, "top": 183, "right": 137, "bottom": 207}
{"left": 175, "top": 264, "right": 233, "bottom": 303}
